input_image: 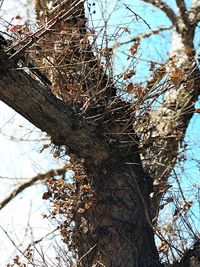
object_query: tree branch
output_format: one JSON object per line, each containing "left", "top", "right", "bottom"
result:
{"left": 0, "top": 168, "right": 67, "bottom": 210}
{"left": 135, "top": 22, "right": 199, "bottom": 219}
{"left": 142, "top": 0, "right": 176, "bottom": 24}
{"left": 124, "top": 4, "right": 151, "bottom": 29}
{"left": 176, "top": 0, "right": 188, "bottom": 24}
{"left": 188, "top": 0, "right": 200, "bottom": 25}
{"left": 176, "top": 0, "right": 187, "bottom": 15}
{"left": 0, "top": 50, "right": 111, "bottom": 167}
{"left": 115, "top": 26, "right": 172, "bottom": 47}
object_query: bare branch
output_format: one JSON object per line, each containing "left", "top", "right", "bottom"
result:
{"left": 78, "top": 244, "right": 98, "bottom": 265}
{"left": 176, "top": 0, "right": 188, "bottom": 24}
{"left": 114, "top": 26, "right": 172, "bottom": 47}
{"left": 0, "top": 167, "right": 67, "bottom": 210}
{"left": 176, "top": 0, "right": 187, "bottom": 15}
{"left": 142, "top": 0, "right": 176, "bottom": 24}
{"left": 124, "top": 4, "right": 151, "bottom": 29}
{"left": 137, "top": 66, "right": 200, "bottom": 220}
{"left": 137, "top": 55, "right": 200, "bottom": 220}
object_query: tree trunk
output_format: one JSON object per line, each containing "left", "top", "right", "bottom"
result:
{"left": 76, "top": 153, "right": 161, "bottom": 267}
{"left": 0, "top": 40, "right": 160, "bottom": 266}
{"left": 1, "top": 0, "right": 200, "bottom": 266}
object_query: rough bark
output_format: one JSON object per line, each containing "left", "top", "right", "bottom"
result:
{"left": 0, "top": 47, "right": 161, "bottom": 265}
{"left": 0, "top": 50, "right": 111, "bottom": 167}
{"left": 171, "top": 241, "right": 200, "bottom": 267}
{"left": 76, "top": 155, "right": 161, "bottom": 267}
{"left": 138, "top": 0, "right": 200, "bottom": 220}
{"left": 0, "top": 20, "right": 160, "bottom": 267}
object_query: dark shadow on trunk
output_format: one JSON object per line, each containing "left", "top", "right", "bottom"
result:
{"left": 75, "top": 151, "right": 161, "bottom": 267}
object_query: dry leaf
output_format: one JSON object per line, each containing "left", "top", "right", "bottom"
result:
{"left": 129, "top": 41, "right": 140, "bottom": 55}
{"left": 78, "top": 208, "right": 85, "bottom": 213}
{"left": 126, "top": 82, "right": 135, "bottom": 93}
{"left": 137, "top": 88, "right": 143, "bottom": 98}
{"left": 169, "top": 68, "right": 185, "bottom": 84}
{"left": 42, "top": 191, "right": 52, "bottom": 200}
{"left": 124, "top": 27, "right": 131, "bottom": 34}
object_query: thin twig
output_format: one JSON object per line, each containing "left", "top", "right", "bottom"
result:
{"left": 0, "top": 167, "right": 67, "bottom": 210}
{"left": 77, "top": 243, "right": 97, "bottom": 266}
{"left": 7, "top": 0, "right": 84, "bottom": 60}
{"left": 114, "top": 25, "right": 172, "bottom": 47}
{"left": 124, "top": 4, "right": 151, "bottom": 29}
{"left": 24, "top": 228, "right": 58, "bottom": 253}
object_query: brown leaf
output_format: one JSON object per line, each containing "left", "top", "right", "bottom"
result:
{"left": 136, "top": 88, "right": 143, "bottom": 98}
{"left": 124, "top": 27, "right": 131, "bottom": 34}
{"left": 123, "top": 70, "right": 135, "bottom": 79}
{"left": 126, "top": 82, "right": 135, "bottom": 93}
{"left": 169, "top": 68, "right": 185, "bottom": 84}
{"left": 15, "top": 15, "right": 22, "bottom": 20}
{"left": 87, "top": 30, "right": 95, "bottom": 36}
{"left": 129, "top": 41, "right": 140, "bottom": 55}
{"left": 42, "top": 191, "right": 52, "bottom": 200}
{"left": 165, "top": 197, "right": 173, "bottom": 204}
{"left": 82, "top": 184, "right": 89, "bottom": 190}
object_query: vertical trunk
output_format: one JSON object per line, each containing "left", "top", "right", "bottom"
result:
{"left": 75, "top": 153, "right": 161, "bottom": 267}
{"left": 32, "top": 1, "right": 161, "bottom": 266}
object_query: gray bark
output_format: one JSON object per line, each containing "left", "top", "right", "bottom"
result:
{"left": 0, "top": 51, "right": 110, "bottom": 167}
{"left": 137, "top": 0, "right": 200, "bottom": 220}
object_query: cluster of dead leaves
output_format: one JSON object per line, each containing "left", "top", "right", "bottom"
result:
{"left": 42, "top": 156, "right": 94, "bottom": 250}
{"left": 123, "top": 56, "right": 187, "bottom": 101}
{"left": 52, "top": 82, "right": 84, "bottom": 103}
{"left": 123, "top": 82, "right": 145, "bottom": 101}
{"left": 7, "top": 15, "right": 30, "bottom": 37}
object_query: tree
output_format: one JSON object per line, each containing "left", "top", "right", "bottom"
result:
{"left": 0, "top": 0, "right": 199, "bottom": 266}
